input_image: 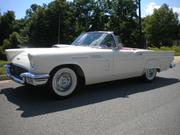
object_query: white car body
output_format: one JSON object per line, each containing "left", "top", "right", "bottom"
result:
{"left": 5, "top": 31, "right": 175, "bottom": 87}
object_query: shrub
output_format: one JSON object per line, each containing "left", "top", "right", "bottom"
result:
{"left": 148, "top": 45, "right": 180, "bottom": 56}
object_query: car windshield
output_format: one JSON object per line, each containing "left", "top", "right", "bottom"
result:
{"left": 71, "top": 32, "right": 107, "bottom": 47}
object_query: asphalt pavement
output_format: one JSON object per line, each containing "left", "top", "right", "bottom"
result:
{"left": 0, "top": 64, "right": 180, "bottom": 135}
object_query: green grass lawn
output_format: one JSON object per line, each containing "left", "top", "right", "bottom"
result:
{"left": 148, "top": 45, "right": 180, "bottom": 56}
{"left": 0, "top": 60, "right": 8, "bottom": 75}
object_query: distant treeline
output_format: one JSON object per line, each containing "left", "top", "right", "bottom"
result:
{"left": 0, "top": 0, "right": 179, "bottom": 54}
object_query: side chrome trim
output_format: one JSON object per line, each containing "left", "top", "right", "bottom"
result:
{"left": 5, "top": 64, "right": 49, "bottom": 86}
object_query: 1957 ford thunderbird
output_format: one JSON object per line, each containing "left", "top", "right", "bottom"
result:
{"left": 5, "top": 31, "right": 175, "bottom": 98}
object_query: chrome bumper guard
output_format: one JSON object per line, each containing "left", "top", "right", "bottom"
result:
{"left": 5, "top": 64, "right": 49, "bottom": 86}
{"left": 170, "top": 62, "right": 176, "bottom": 68}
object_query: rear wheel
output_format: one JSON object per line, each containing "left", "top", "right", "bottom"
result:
{"left": 142, "top": 68, "right": 157, "bottom": 82}
{"left": 49, "top": 67, "right": 78, "bottom": 98}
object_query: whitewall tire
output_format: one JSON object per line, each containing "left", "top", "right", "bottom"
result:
{"left": 143, "top": 68, "right": 157, "bottom": 82}
{"left": 50, "top": 67, "right": 78, "bottom": 98}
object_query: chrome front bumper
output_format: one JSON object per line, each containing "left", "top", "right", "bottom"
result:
{"left": 5, "top": 64, "right": 49, "bottom": 86}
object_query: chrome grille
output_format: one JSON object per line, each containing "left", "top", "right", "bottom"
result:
{"left": 10, "top": 64, "right": 28, "bottom": 80}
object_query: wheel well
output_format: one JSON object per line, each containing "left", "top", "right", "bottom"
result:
{"left": 49, "top": 64, "right": 85, "bottom": 86}
{"left": 145, "top": 60, "right": 160, "bottom": 72}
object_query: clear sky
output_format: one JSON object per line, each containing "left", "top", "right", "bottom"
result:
{"left": 0, "top": 0, "right": 53, "bottom": 18}
{"left": 141, "top": 0, "right": 180, "bottom": 17}
{"left": 0, "top": 0, "right": 180, "bottom": 19}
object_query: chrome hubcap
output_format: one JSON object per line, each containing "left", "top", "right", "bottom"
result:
{"left": 55, "top": 72, "right": 72, "bottom": 91}
{"left": 147, "top": 69, "right": 154, "bottom": 77}
{"left": 146, "top": 68, "right": 156, "bottom": 80}
{"left": 52, "top": 68, "right": 77, "bottom": 97}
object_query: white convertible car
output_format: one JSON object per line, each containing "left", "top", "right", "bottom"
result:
{"left": 5, "top": 31, "right": 175, "bottom": 98}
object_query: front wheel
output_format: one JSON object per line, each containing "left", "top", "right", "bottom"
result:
{"left": 142, "top": 68, "right": 157, "bottom": 82}
{"left": 49, "top": 67, "right": 78, "bottom": 98}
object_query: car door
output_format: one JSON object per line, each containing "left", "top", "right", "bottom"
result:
{"left": 85, "top": 34, "right": 116, "bottom": 84}
{"left": 113, "top": 48, "right": 144, "bottom": 79}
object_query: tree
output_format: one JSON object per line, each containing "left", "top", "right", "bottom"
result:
{"left": 25, "top": 4, "right": 42, "bottom": 19}
{"left": 1, "top": 32, "right": 22, "bottom": 53}
{"left": 0, "top": 0, "right": 140, "bottom": 48}
{"left": 26, "top": 0, "right": 76, "bottom": 47}
{"left": 143, "top": 4, "right": 179, "bottom": 47}
{"left": 73, "top": 0, "right": 139, "bottom": 47}
{"left": 13, "top": 18, "right": 29, "bottom": 45}
{"left": 73, "top": 0, "right": 94, "bottom": 31}
{"left": 1, "top": 39, "right": 11, "bottom": 51}
{"left": 9, "top": 32, "right": 22, "bottom": 48}
{"left": 109, "top": 0, "right": 139, "bottom": 47}
{"left": 89, "top": 0, "right": 111, "bottom": 31}
{"left": 0, "top": 11, "right": 15, "bottom": 45}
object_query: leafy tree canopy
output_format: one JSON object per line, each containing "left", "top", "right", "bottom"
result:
{"left": 1, "top": 0, "right": 179, "bottom": 51}
{"left": 0, "top": 11, "right": 15, "bottom": 45}
{"left": 143, "top": 4, "right": 179, "bottom": 47}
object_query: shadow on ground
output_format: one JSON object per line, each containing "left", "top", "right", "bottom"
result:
{"left": 0, "top": 77, "right": 179, "bottom": 118}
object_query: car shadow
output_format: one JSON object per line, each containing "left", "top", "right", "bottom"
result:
{"left": 0, "top": 77, "right": 179, "bottom": 118}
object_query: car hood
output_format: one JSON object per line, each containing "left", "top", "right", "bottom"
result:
{"left": 5, "top": 44, "right": 109, "bottom": 62}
